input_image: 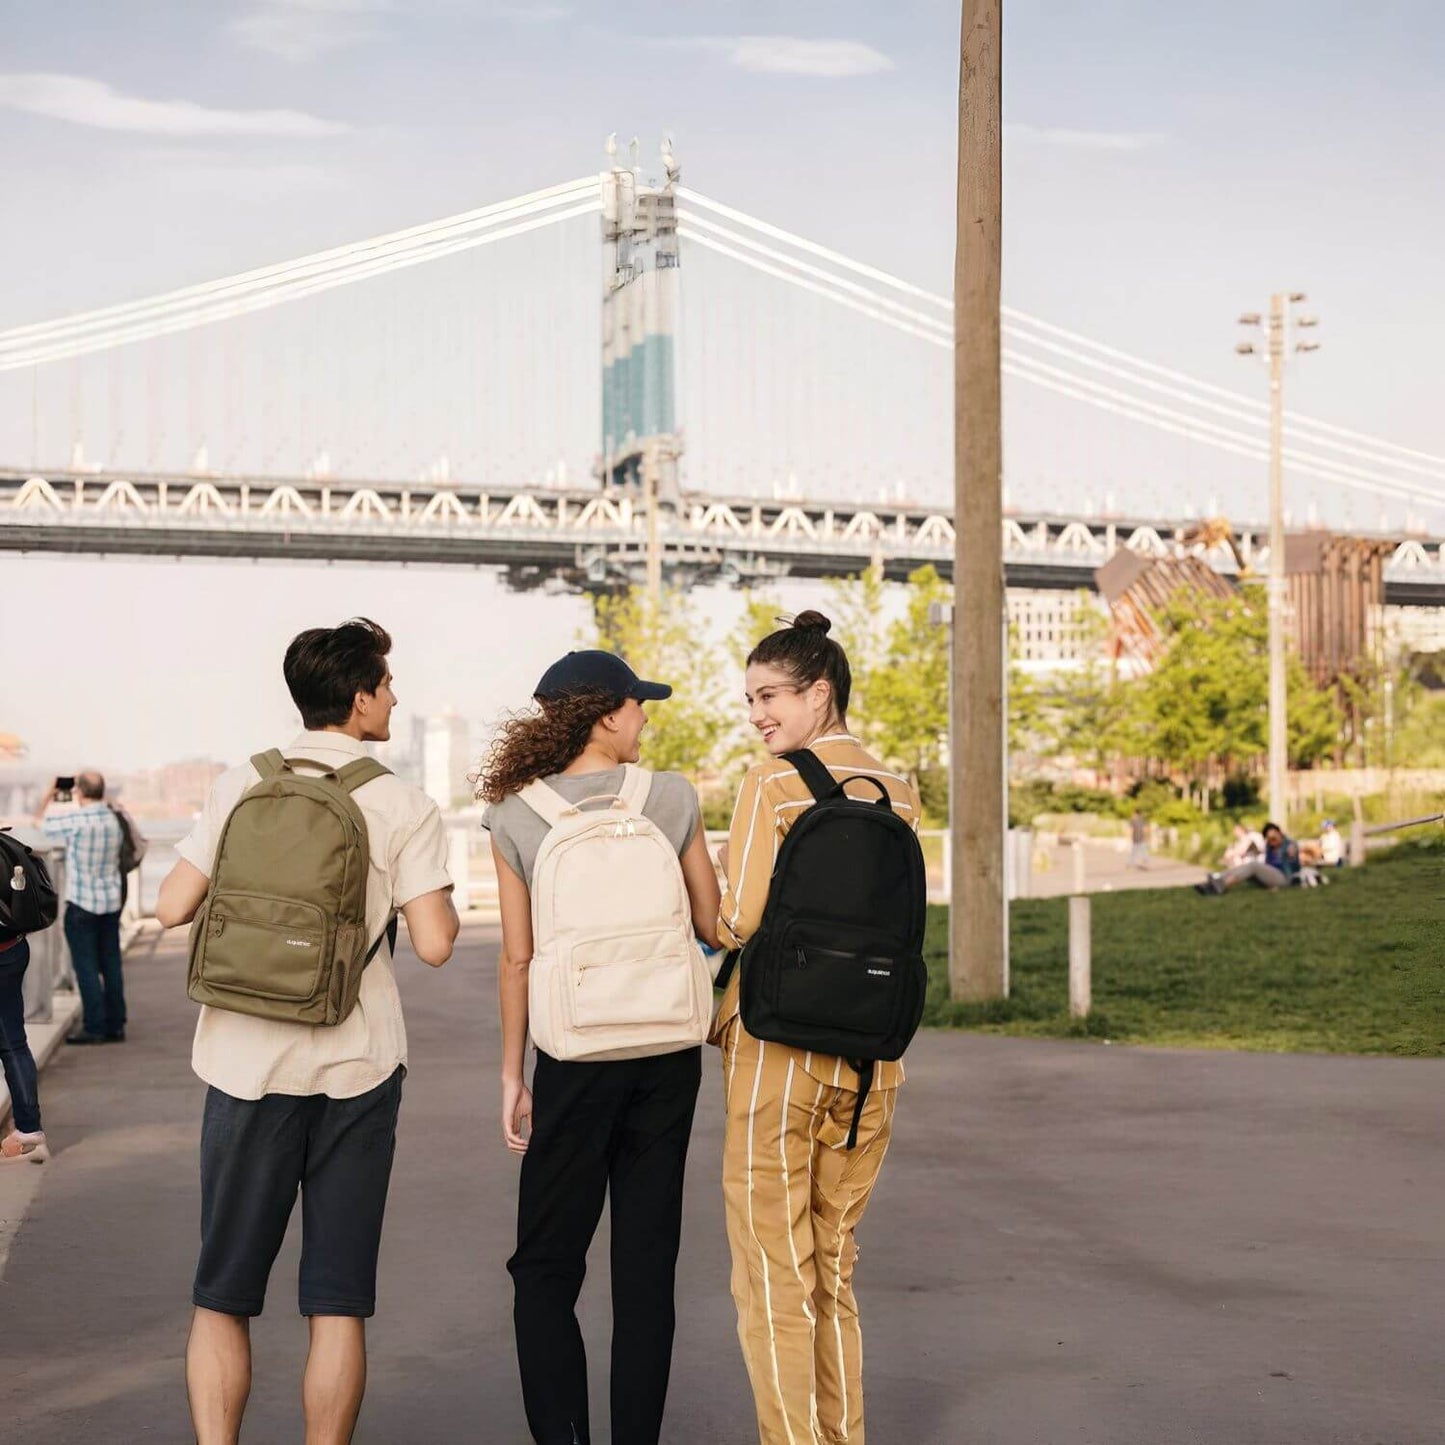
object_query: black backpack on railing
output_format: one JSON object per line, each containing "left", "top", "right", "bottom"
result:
{"left": 715, "top": 748, "right": 928, "bottom": 1148}
{"left": 0, "top": 828, "right": 60, "bottom": 941}
{"left": 108, "top": 803, "right": 148, "bottom": 876}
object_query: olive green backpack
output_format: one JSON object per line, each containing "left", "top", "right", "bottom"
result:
{"left": 187, "top": 750, "right": 397, "bottom": 1025}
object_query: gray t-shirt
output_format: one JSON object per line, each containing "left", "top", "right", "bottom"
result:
{"left": 482, "top": 768, "right": 701, "bottom": 890}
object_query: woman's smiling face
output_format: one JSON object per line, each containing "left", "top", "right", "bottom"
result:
{"left": 744, "top": 662, "right": 833, "bottom": 756}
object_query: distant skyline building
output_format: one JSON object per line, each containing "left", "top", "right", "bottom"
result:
{"left": 423, "top": 709, "right": 473, "bottom": 811}
{"left": 117, "top": 759, "right": 228, "bottom": 819}
{"left": 1008, "top": 589, "right": 1107, "bottom": 672}
{"left": 1385, "top": 606, "right": 1445, "bottom": 658}
{"left": 373, "top": 714, "right": 426, "bottom": 792}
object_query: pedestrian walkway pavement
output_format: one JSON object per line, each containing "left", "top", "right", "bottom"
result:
{"left": 0, "top": 987, "right": 79, "bottom": 1276}
{"left": 1026, "top": 838, "right": 1208, "bottom": 897}
{"left": 1, "top": 922, "right": 1440, "bottom": 1443}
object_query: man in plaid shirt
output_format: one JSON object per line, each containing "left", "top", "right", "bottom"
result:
{"left": 37, "top": 771, "right": 127, "bottom": 1044}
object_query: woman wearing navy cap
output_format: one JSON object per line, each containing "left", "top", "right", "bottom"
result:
{"left": 479, "top": 649, "right": 721, "bottom": 1445}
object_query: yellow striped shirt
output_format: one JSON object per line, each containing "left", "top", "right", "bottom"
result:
{"left": 712, "top": 733, "right": 922, "bottom": 1090}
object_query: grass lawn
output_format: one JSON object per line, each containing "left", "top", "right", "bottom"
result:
{"left": 923, "top": 842, "right": 1444, "bottom": 1056}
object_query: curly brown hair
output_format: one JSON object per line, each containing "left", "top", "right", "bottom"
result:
{"left": 475, "top": 688, "right": 627, "bottom": 803}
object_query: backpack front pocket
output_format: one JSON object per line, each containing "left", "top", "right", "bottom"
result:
{"left": 569, "top": 929, "right": 695, "bottom": 1030}
{"left": 200, "top": 893, "right": 328, "bottom": 1002}
{"left": 774, "top": 934, "right": 922, "bottom": 1042}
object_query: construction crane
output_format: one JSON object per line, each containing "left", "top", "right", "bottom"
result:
{"left": 1178, "top": 517, "right": 1252, "bottom": 576}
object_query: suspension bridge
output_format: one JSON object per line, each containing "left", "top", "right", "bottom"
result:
{"left": 2, "top": 149, "right": 1442, "bottom": 599}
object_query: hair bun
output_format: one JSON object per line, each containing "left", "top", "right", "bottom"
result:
{"left": 791, "top": 610, "right": 833, "bottom": 636}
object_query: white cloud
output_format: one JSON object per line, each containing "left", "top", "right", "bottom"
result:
{"left": 228, "top": 0, "right": 391, "bottom": 63}
{"left": 669, "top": 36, "right": 895, "bottom": 78}
{"left": 0, "top": 73, "right": 351, "bottom": 137}
{"left": 1006, "top": 123, "right": 1167, "bottom": 152}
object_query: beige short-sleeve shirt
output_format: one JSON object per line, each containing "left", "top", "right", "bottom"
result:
{"left": 176, "top": 730, "right": 454, "bottom": 1101}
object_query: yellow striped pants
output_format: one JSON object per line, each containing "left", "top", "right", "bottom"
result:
{"left": 720, "top": 1021, "right": 898, "bottom": 1445}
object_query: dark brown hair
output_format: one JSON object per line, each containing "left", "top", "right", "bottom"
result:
{"left": 747, "top": 610, "right": 851, "bottom": 720}
{"left": 476, "top": 688, "right": 626, "bottom": 803}
{"left": 283, "top": 617, "right": 392, "bottom": 729}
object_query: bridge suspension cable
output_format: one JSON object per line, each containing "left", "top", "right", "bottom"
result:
{"left": 4, "top": 174, "right": 1440, "bottom": 516}
{"left": 677, "top": 190, "right": 1445, "bottom": 501}
{"left": 0, "top": 178, "right": 600, "bottom": 369}
{"left": 680, "top": 217, "right": 1437, "bottom": 509}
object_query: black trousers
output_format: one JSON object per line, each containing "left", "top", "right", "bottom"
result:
{"left": 509, "top": 1045, "right": 702, "bottom": 1445}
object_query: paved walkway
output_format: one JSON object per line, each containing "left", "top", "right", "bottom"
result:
{"left": 1025, "top": 838, "right": 1208, "bottom": 897}
{"left": 1, "top": 923, "right": 1441, "bottom": 1443}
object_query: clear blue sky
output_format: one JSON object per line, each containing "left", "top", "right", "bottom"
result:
{"left": 3, "top": 1, "right": 1443, "bottom": 769}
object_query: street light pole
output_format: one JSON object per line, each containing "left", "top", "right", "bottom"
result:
{"left": 1267, "top": 292, "right": 1288, "bottom": 823}
{"left": 1237, "top": 293, "right": 1319, "bottom": 823}
{"left": 951, "top": 0, "right": 1007, "bottom": 1001}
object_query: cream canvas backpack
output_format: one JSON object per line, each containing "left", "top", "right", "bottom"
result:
{"left": 519, "top": 764, "right": 712, "bottom": 1061}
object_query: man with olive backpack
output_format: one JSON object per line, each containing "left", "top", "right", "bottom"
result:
{"left": 155, "top": 617, "right": 459, "bottom": 1445}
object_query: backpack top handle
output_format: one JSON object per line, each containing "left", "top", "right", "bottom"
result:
{"left": 518, "top": 762, "right": 649, "bottom": 827}
{"left": 833, "top": 774, "right": 895, "bottom": 811}
{"left": 250, "top": 751, "right": 389, "bottom": 793}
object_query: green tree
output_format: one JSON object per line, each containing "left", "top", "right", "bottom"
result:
{"left": 1043, "top": 596, "right": 1142, "bottom": 780}
{"left": 824, "top": 565, "right": 892, "bottom": 755}
{"left": 589, "top": 587, "right": 727, "bottom": 776}
{"left": 1133, "top": 587, "right": 1341, "bottom": 789}
{"left": 726, "top": 589, "right": 787, "bottom": 673}
{"left": 867, "top": 565, "right": 952, "bottom": 820}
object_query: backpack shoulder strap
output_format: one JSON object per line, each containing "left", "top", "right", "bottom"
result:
{"left": 250, "top": 749, "right": 287, "bottom": 779}
{"left": 336, "top": 758, "right": 392, "bottom": 794}
{"left": 364, "top": 914, "right": 399, "bottom": 965}
{"left": 517, "top": 778, "right": 571, "bottom": 827}
{"left": 619, "top": 764, "right": 652, "bottom": 814}
{"left": 782, "top": 748, "right": 841, "bottom": 802}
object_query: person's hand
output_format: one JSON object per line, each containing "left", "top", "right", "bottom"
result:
{"left": 502, "top": 1077, "right": 532, "bottom": 1154}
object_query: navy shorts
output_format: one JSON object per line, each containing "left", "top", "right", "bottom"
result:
{"left": 193, "top": 1067, "right": 403, "bottom": 1318}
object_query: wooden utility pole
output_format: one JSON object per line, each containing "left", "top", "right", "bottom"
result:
{"left": 950, "top": 0, "right": 1007, "bottom": 1001}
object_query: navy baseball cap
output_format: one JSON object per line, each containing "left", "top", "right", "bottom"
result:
{"left": 534, "top": 650, "right": 672, "bottom": 702}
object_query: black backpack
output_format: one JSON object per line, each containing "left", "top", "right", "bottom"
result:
{"left": 716, "top": 748, "right": 928, "bottom": 1147}
{"left": 0, "top": 828, "right": 61, "bottom": 941}
{"left": 108, "top": 803, "right": 148, "bottom": 875}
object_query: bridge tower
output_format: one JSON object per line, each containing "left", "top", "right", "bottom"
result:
{"left": 599, "top": 137, "right": 682, "bottom": 596}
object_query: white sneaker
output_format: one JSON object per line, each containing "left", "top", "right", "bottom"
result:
{"left": 0, "top": 1129, "right": 46, "bottom": 1162}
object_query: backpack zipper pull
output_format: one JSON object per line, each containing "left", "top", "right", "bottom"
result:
{"left": 795, "top": 945, "right": 808, "bottom": 969}
{"left": 209, "top": 914, "right": 225, "bottom": 939}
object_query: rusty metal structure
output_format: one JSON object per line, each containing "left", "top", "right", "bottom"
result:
{"left": 1284, "top": 531, "right": 1393, "bottom": 687}
{"left": 1095, "top": 548, "right": 1237, "bottom": 668}
{"left": 1098, "top": 528, "right": 1394, "bottom": 692}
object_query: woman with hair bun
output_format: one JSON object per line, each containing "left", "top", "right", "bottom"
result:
{"left": 479, "top": 649, "right": 722, "bottom": 1445}
{"left": 713, "top": 610, "right": 922, "bottom": 1445}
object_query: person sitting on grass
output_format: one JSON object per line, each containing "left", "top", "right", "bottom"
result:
{"left": 1221, "top": 822, "right": 1264, "bottom": 869}
{"left": 1196, "top": 822, "right": 1299, "bottom": 895}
